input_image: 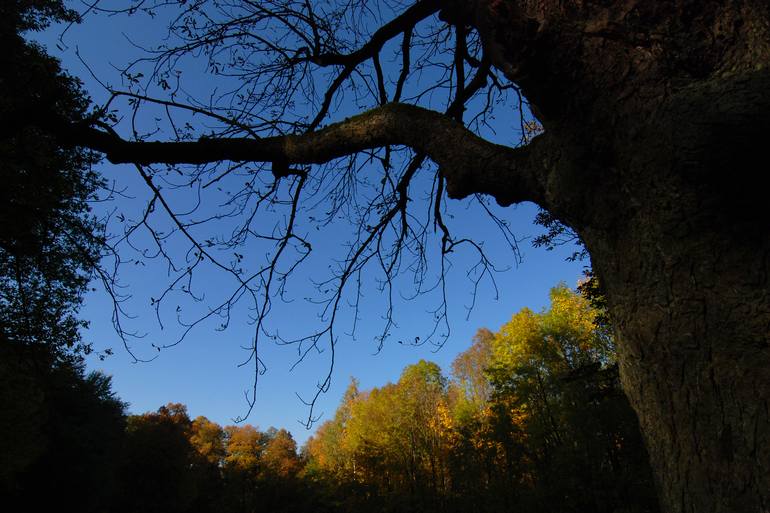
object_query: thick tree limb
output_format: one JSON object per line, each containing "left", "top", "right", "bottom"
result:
{"left": 70, "top": 103, "right": 548, "bottom": 206}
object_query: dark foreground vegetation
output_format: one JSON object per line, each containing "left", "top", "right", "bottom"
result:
{"left": 1, "top": 285, "right": 659, "bottom": 513}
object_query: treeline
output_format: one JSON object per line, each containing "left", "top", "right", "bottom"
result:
{"left": 303, "top": 284, "right": 659, "bottom": 513}
{"left": 1, "top": 345, "right": 310, "bottom": 513}
{"left": 119, "top": 404, "right": 307, "bottom": 513}
{"left": 1, "top": 284, "right": 659, "bottom": 513}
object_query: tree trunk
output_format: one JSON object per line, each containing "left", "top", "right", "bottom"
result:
{"left": 584, "top": 72, "right": 770, "bottom": 513}
{"left": 602, "top": 220, "right": 770, "bottom": 513}
{"left": 469, "top": 1, "right": 770, "bottom": 511}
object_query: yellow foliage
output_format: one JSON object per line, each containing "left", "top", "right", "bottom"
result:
{"left": 492, "top": 307, "right": 541, "bottom": 369}
{"left": 492, "top": 284, "right": 613, "bottom": 373}
{"left": 224, "top": 425, "right": 264, "bottom": 471}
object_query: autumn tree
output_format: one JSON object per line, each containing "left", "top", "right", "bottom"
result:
{"left": 487, "top": 285, "right": 656, "bottom": 512}
{"left": 187, "top": 416, "right": 227, "bottom": 511}
{"left": 304, "top": 363, "right": 455, "bottom": 512}
{"left": 261, "top": 428, "right": 302, "bottom": 479}
{"left": 219, "top": 424, "right": 265, "bottom": 511}
{"left": 302, "top": 379, "right": 367, "bottom": 511}
{"left": 120, "top": 403, "right": 201, "bottom": 513}
{"left": 303, "top": 379, "right": 360, "bottom": 481}
{"left": 115, "top": 408, "right": 309, "bottom": 513}
{"left": 389, "top": 360, "right": 452, "bottom": 510}
{"left": 304, "top": 288, "right": 657, "bottom": 512}
{"left": 256, "top": 428, "right": 305, "bottom": 512}
{"left": 450, "top": 327, "right": 494, "bottom": 417}
{"left": 189, "top": 415, "right": 226, "bottom": 465}
{"left": 30, "top": 1, "right": 770, "bottom": 510}
{"left": 448, "top": 327, "right": 525, "bottom": 511}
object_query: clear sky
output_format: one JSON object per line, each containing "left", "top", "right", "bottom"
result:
{"left": 33, "top": 3, "right": 586, "bottom": 445}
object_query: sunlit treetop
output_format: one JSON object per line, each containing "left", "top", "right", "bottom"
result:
{"left": 492, "top": 284, "right": 614, "bottom": 374}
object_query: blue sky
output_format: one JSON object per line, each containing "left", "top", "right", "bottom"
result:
{"left": 33, "top": 3, "right": 586, "bottom": 445}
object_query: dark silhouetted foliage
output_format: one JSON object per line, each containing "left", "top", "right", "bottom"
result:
{"left": 0, "top": 343, "right": 126, "bottom": 513}
{"left": 1, "top": 0, "right": 103, "bottom": 360}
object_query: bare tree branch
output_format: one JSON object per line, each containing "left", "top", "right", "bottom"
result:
{"left": 68, "top": 103, "right": 548, "bottom": 206}
{"left": 48, "top": 0, "right": 549, "bottom": 425}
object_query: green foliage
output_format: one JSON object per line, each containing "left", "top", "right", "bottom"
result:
{"left": 532, "top": 209, "right": 587, "bottom": 262}
{"left": 0, "top": 5, "right": 126, "bottom": 510}
{"left": 1, "top": 0, "right": 103, "bottom": 360}
{"left": 1, "top": 0, "right": 79, "bottom": 33}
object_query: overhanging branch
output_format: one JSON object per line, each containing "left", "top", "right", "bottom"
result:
{"left": 70, "top": 103, "right": 548, "bottom": 206}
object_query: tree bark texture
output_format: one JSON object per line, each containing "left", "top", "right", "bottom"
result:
{"left": 469, "top": 1, "right": 770, "bottom": 511}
